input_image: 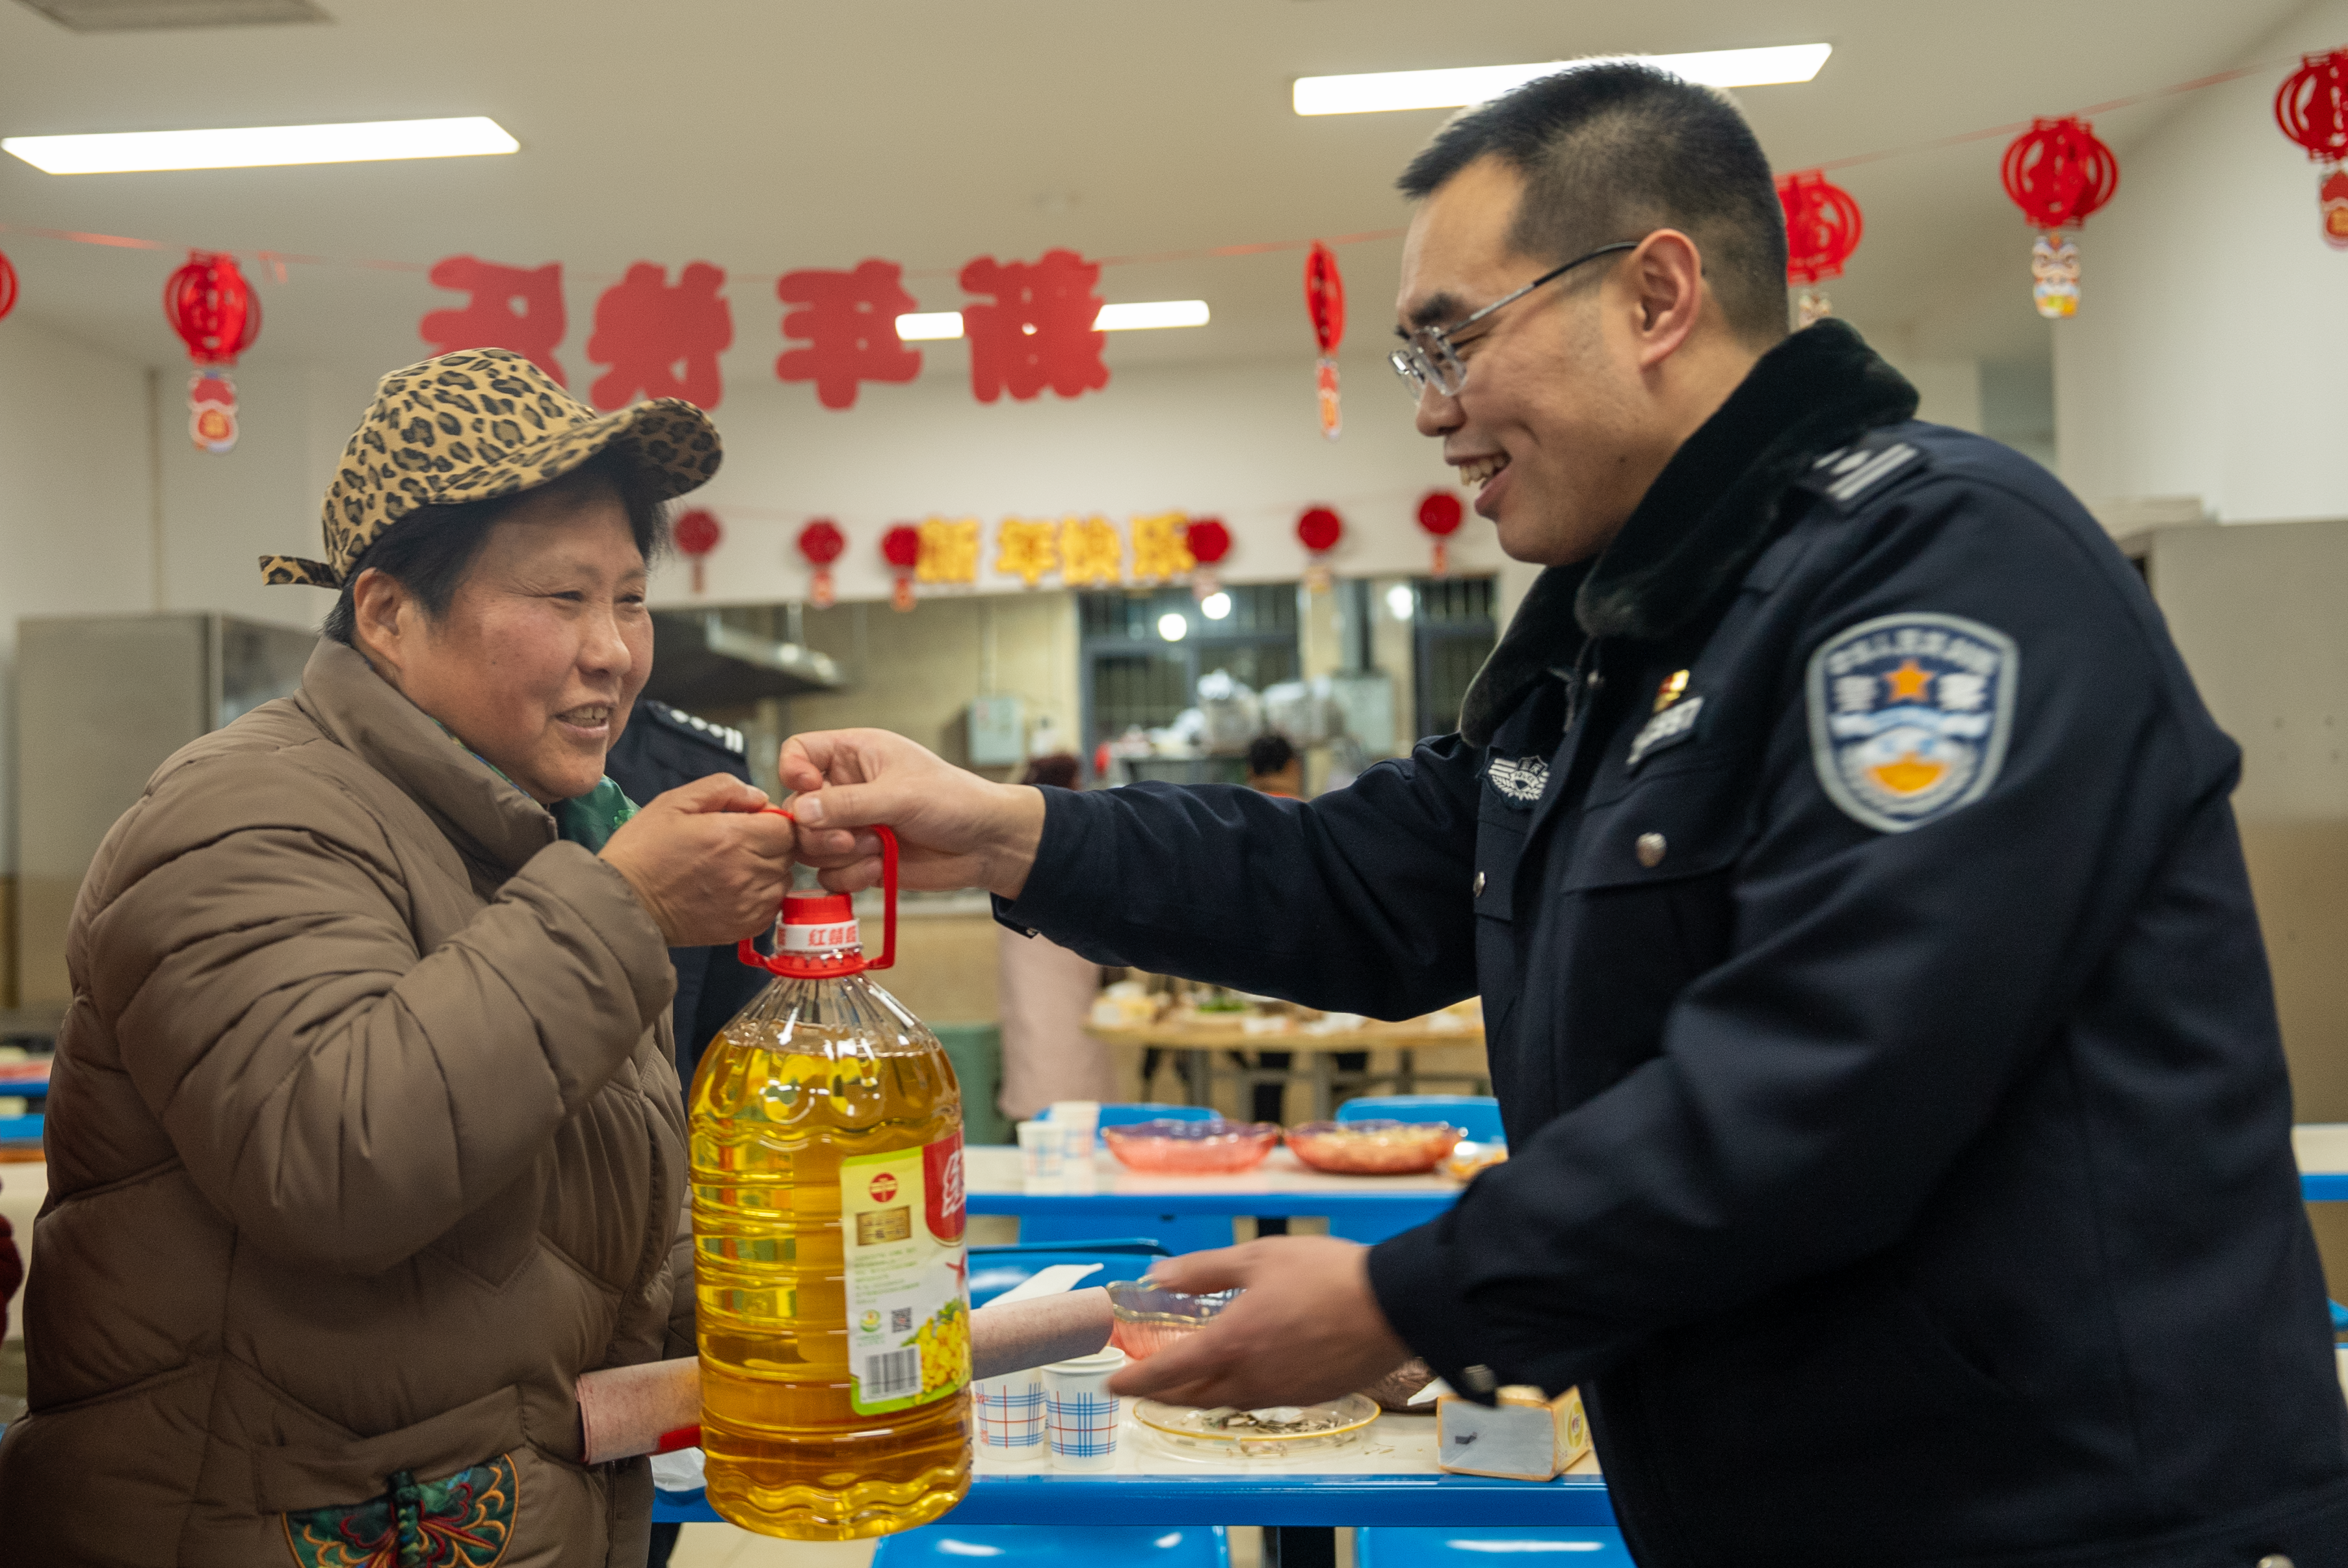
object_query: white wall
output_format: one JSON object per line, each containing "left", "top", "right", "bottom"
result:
{"left": 0, "top": 317, "right": 157, "bottom": 874}
{"left": 2055, "top": 0, "right": 2348, "bottom": 522}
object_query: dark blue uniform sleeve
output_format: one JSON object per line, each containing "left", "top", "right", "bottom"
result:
{"left": 997, "top": 736, "right": 1485, "bottom": 1021}
{"left": 1369, "top": 474, "right": 2241, "bottom": 1394}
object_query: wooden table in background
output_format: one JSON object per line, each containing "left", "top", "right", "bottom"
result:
{"left": 1084, "top": 1017, "right": 1486, "bottom": 1121}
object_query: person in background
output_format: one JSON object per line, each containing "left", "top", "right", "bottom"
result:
{"left": 997, "top": 753, "right": 1118, "bottom": 1121}
{"left": 1243, "top": 731, "right": 1304, "bottom": 797}
{"left": 0, "top": 348, "right": 793, "bottom": 1567}
{"left": 1241, "top": 731, "right": 1366, "bottom": 1133}
{"left": 604, "top": 700, "right": 774, "bottom": 1093}
{"left": 601, "top": 699, "right": 774, "bottom": 1568}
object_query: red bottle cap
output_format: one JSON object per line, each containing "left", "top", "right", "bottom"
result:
{"left": 739, "top": 820, "right": 899, "bottom": 978}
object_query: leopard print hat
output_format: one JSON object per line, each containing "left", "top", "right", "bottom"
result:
{"left": 259, "top": 347, "right": 722, "bottom": 589}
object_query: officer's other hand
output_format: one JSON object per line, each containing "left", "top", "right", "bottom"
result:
{"left": 781, "top": 728, "right": 1046, "bottom": 900}
{"left": 600, "top": 774, "right": 795, "bottom": 947}
{"left": 1105, "top": 1236, "right": 1410, "bottom": 1409}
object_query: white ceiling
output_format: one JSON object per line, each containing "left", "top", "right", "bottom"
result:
{"left": 0, "top": 0, "right": 2315, "bottom": 386}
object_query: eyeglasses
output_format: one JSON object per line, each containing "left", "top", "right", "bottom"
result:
{"left": 1388, "top": 241, "right": 1639, "bottom": 399}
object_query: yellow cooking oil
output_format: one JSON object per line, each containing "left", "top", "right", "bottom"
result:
{"left": 689, "top": 902, "right": 971, "bottom": 1541}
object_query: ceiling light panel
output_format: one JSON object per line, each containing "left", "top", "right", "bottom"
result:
{"left": 893, "top": 302, "right": 1210, "bottom": 341}
{"left": 1, "top": 117, "right": 519, "bottom": 174}
{"left": 13, "top": 0, "right": 328, "bottom": 30}
{"left": 1293, "top": 44, "right": 1832, "bottom": 115}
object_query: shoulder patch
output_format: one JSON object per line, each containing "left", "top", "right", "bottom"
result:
{"left": 1804, "top": 613, "right": 2016, "bottom": 834}
{"left": 648, "top": 701, "right": 745, "bottom": 757}
{"left": 1486, "top": 754, "right": 1549, "bottom": 805}
{"left": 1801, "top": 437, "right": 1923, "bottom": 510}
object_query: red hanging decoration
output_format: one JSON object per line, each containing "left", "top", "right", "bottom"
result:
{"left": 164, "top": 250, "right": 260, "bottom": 455}
{"left": 1417, "top": 490, "right": 1465, "bottom": 578}
{"left": 797, "top": 519, "right": 845, "bottom": 608}
{"left": 881, "top": 523, "right": 922, "bottom": 612}
{"left": 673, "top": 508, "right": 722, "bottom": 594}
{"left": 0, "top": 249, "right": 17, "bottom": 324}
{"left": 1186, "top": 516, "right": 1232, "bottom": 601}
{"left": 1297, "top": 505, "right": 1342, "bottom": 593}
{"left": 1776, "top": 170, "right": 1864, "bottom": 328}
{"left": 1304, "top": 242, "right": 1345, "bottom": 440}
{"left": 2276, "top": 51, "right": 2348, "bottom": 248}
{"left": 1999, "top": 118, "right": 2118, "bottom": 319}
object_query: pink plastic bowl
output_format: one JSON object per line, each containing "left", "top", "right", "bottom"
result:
{"left": 1101, "top": 1119, "right": 1281, "bottom": 1175}
{"left": 1285, "top": 1120, "right": 1463, "bottom": 1176}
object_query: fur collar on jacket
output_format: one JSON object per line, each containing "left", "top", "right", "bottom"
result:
{"left": 1458, "top": 319, "right": 1918, "bottom": 747}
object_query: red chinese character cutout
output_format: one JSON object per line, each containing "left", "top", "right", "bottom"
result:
{"left": 419, "top": 256, "right": 568, "bottom": 385}
{"left": 776, "top": 259, "right": 923, "bottom": 410}
{"left": 958, "top": 249, "right": 1109, "bottom": 403}
{"left": 586, "top": 261, "right": 732, "bottom": 411}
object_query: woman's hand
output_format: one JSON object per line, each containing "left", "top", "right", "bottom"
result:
{"left": 781, "top": 729, "right": 1046, "bottom": 899}
{"left": 600, "top": 774, "right": 797, "bottom": 946}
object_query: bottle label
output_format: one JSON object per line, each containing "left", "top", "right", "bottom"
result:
{"left": 841, "top": 1130, "right": 970, "bottom": 1415}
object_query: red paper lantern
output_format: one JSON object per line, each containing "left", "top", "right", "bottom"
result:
{"left": 1304, "top": 242, "right": 1345, "bottom": 441}
{"left": 2276, "top": 51, "right": 2348, "bottom": 247}
{"left": 1776, "top": 170, "right": 1863, "bottom": 327}
{"left": 673, "top": 508, "right": 721, "bottom": 594}
{"left": 1297, "top": 506, "right": 1343, "bottom": 554}
{"left": 881, "top": 523, "right": 921, "bottom": 613}
{"left": 164, "top": 251, "right": 260, "bottom": 454}
{"left": 1186, "top": 517, "right": 1232, "bottom": 566}
{"left": 1417, "top": 490, "right": 1465, "bottom": 577}
{"left": 1297, "top": 505, "right": 1343, "bottom": 591}
{"left": 0, "top": 250, "right": 17, "bottom": 324}
{"left": 798, "top": 519, "right": 845, "bottom": 608}
{"left": 1999, "top": 118, "right": 2118, "bottom": 319}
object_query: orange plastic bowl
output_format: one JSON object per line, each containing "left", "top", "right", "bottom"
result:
{"left": 1285, "top": 1120, "right": 1463, "bottom": 1176}
{"left": 1102, "top": 1119, "right": 1281, "bottom": 1175}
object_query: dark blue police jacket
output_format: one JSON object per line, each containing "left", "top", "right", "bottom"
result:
{"left": 998, "top": 322, "right": 2348, "bottom": 1565}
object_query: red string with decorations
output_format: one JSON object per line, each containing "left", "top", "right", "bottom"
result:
{"left": 1305, "top": 242, "right": 1345, "bottom": 440}
{"left": 797, "top": 519, "right": 845, "bottom": 608}
{"left": 1297, "top": 505, "right": 1343, "bottom": 593}
{"left": 1186, "top": 516, "right": 1232, "bottom": 601}
{"left": 881, "top": 524, "right": 921, "bottom": 612}
{"left": 1417, "top": 491, "right": 1465, "bottom": 578}
{"left": 672, "top": 508, "right": 722, "bottom": 593}
{"left": 0, "top": 249, "right": 18, "bottom": 324}
{"left": 164, "top": 250, "right": 260, "bottom": 455}
{"left": 2276, "top": 51, "right": 2348, "bottom": 248}
{"left": 1999, "top": 117, "right": 2118, "bottom": 319}
{"left": 1776, "top": 170, "right": 1863, "bottom": 328}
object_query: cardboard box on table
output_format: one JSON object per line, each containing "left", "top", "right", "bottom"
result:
{"left": 1435, "top": 1385, "right": 1590, "bottom": 1480}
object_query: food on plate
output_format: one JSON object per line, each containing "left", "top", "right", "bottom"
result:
{"left": 1285, "top": 1119, "right": 1463, "bottom": 1175}
{"left": 1101, "top": 1117, "right": 1280, "bottom": 1174}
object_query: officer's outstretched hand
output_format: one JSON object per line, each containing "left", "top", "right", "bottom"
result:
{"left": 781, "top": 728, "right": 1047, "bottom": 898}
{"left": 1105, "top": 1236, "right": 1411, "bottom": 1410}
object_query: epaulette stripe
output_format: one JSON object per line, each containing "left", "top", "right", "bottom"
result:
{"left": 1824, "top": 443, "right": 1919, "bottom": 503}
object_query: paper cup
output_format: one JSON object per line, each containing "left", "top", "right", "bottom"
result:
{"left": 1016, "top": 1120, "right": 1064, "bottom": 1194}
{"left": 1044, "top": 1346, "right": 1127, "bottom": 1471}
{"left": 972, "top": 1372, "right": 1049, "bottom": 1465}
{"left": 1057, "top": 1122, "right": 1100, "bottom": 1194}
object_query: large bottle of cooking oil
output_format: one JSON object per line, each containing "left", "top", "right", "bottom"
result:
{"left": 689, "top": 828, "right": 971, "bottom": 1540}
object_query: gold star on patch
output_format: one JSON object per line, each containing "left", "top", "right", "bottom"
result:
{"left": 1654, "top": 670, "right": 1690, "bottom": 712}
{"left": 1885, "top": 660, "right": 1932, "bottom": 703}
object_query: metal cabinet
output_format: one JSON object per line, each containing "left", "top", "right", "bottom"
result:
{"left": 15, "top": 613, "right": 314, "bottom": 1006}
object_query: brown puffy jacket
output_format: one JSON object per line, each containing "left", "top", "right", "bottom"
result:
{"left": 0, "top": 639, "right": 691, "bottom": 1567}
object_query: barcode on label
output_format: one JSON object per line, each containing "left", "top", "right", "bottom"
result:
{"left": 865, "top": 1349, "right": 921, "bottom": 1400}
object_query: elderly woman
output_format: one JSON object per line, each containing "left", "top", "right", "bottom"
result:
{"left": 0, "top": 349, "right": 794, "bottom": 1566}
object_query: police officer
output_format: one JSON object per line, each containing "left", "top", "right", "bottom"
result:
{"left": 776, "top": 63, "right": 2348, "bottom": 1567}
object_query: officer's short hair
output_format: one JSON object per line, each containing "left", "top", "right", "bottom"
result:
{"left": 1247, "top": 733, "right": 1298, "bottom": 777}
{"left": 1397, "top": 59, "right": 1789, "bottom": 345}
{"left": 321, "top": 449, "right": 668, "bottom": 645}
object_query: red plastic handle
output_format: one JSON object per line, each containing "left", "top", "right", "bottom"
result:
{"left": 734, "top": 812, "right": 897, "bottom": 975}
